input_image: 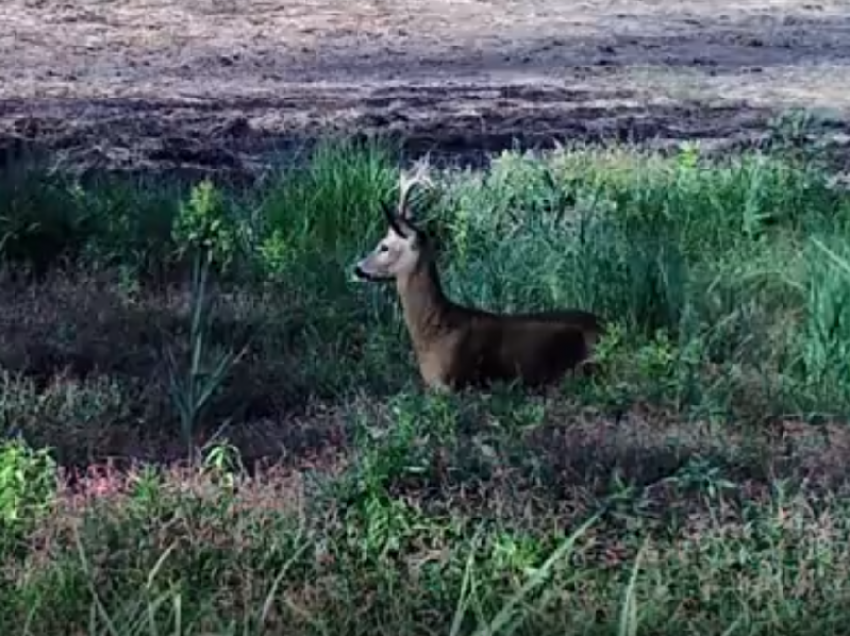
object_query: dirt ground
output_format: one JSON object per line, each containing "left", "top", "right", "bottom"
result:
{"left": 2, "top": 0, "right": 850, "bottom": 174}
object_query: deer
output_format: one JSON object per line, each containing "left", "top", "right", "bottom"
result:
{"left": 352, "top": 160, "right": 605, "bottom": 392}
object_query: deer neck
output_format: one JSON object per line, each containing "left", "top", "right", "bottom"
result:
{"left": 396, "top": 259, "right": 452, "bottom": 345}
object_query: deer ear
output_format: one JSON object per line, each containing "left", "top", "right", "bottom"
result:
{"left": 382, "top": 201, "right": 408, "bottom": 238}
{"left": 398, "top": 200, "right": 414, "bottom": 221}
{"left": 404, "top": 218, "right": 431, "bottom": 250}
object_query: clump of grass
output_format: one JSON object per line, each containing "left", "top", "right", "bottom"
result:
{"left": 255, "top": 138, "right": 399, "bottom": 282}
{"left": 0, "top": 155, "right": 89, "bottom": 277}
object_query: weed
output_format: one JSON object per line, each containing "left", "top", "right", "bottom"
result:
{"left": 172, "top": 178, "right": 241, "bottom": 272}
{"left": 0, "top": 437, "right": 56, "bottom": 538}
{"left": 163, "top": 252, "right": 248, "bottom": 459}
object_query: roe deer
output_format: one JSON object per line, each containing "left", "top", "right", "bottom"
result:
{"left": 353, "top": 160, "right": 604, "bottom": 391}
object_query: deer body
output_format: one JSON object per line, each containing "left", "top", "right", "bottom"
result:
{"left": 353, "top": 160, "right": 604, "bottom": 391}
{"left": 395, "top": 259, "right": 601, "bottom": 389}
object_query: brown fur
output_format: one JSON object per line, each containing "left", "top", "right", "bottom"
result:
{"left": 353, "top": 160, "right": 604, "bottom": 391}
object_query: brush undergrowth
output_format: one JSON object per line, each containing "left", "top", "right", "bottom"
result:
{"left": 1, "top": 133, "right": 850, "bottom": 634}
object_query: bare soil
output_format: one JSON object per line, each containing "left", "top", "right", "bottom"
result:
{"left": 3, "top": 0, "right": 850, "bottom": 175}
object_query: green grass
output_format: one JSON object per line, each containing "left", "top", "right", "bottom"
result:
{"left": 1, "top": 135, "right": 850, "bottom": 634}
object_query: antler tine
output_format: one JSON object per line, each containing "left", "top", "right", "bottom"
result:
{"left": 397, "top": 156, "right": 434, "bottom": 220}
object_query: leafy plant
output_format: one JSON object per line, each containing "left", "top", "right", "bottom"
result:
{"left": 0, "top": 437, "right": 56, "bottom": 535}
{"left": 172, "top": 178, "right": 240, "bottom": 270}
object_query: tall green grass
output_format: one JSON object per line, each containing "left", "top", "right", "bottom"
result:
{"left": 1, "top": 138, "right": 849, "bottom": 417}
{"left": 2, "top": 136, "right": 850, "bottom": 634}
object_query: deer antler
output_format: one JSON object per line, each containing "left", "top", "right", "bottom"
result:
{"left": 397, "top": 156, "right": 434, "bottom": 220}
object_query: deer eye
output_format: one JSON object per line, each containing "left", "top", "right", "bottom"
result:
{"left": 379, "top": 244, "right": 390, "bottom": 253}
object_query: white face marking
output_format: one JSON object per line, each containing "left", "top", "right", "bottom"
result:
{"left": 355, "top": 225, "right": 420, "bottom": 280}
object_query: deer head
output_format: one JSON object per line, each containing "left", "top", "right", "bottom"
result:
{"left": 353, "top": 159, "right": 434, "bottom": 282}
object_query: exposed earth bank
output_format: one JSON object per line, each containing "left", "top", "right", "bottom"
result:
{"left": 2, "top": 0, "right": 850, "bottom": 175}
